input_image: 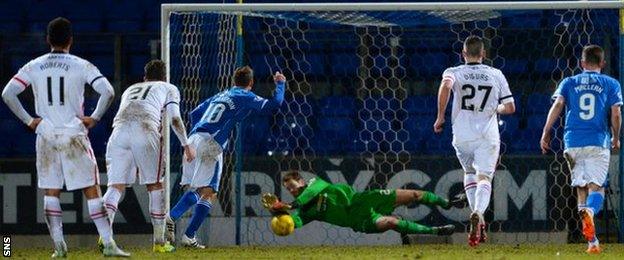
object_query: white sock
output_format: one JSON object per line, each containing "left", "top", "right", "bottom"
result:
{"left": 473, "top": 179, "right": 492, "bottom": 215}
{"left": 149, "top": 189, "right": 166, "bottom": 244}
{"left": 87, "top": 198, "right": 113, "bottom": 245}
{"left": 43, "top": 196, "right": 65, "bottom": 243}
{"left": 103, "top": 187, "right": 122, "bottom": 229}
{"left": 463, "top": 173, "right": 478, "bottom": 212}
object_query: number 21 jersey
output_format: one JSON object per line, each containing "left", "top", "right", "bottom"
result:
{"left": 113, "top": 81, "right": 180, "bottom": 130}
{"left": 442, "top": 63, "right": 514, "bottom": 143}
{"left": 553, "top": 71, "right": 622, "bottom": 149}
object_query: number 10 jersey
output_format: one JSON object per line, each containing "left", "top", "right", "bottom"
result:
{"left": 442, "top": 63, "right": 514, "bottom": 144}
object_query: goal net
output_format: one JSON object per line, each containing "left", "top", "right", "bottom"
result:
{"left": 162, "top": 2, "right": 623, "bottom": 245}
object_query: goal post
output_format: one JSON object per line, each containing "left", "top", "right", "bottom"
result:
{"left": 161, "top": 1, "right": 624, "bottom": 245}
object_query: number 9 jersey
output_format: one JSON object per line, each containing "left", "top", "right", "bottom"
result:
{"left": 553, "top": 71, "right": 623, "bottom": 149}
{"left": 442, "top": 63, "right": 514, "bottom": 144}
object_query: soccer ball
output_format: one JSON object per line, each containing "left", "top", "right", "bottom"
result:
{"left": 271, "top": 214, "right": 294, "bottom": 236}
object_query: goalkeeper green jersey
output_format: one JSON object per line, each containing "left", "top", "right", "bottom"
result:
{"left": 291, "top": 178, "right": 354, "bottom": 228}
{"left": 290, "top": 178, "right": 396, "bottom": 232}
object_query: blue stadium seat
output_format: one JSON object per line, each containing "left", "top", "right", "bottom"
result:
{"left": 0, "top": 102, "right": 14, "bottom": 119}
{"left": 243, "top": 116, "right": 271, "bottom": 155}
{"left": 277, "top": 116, "right": 314, "bottom": 138}
{"left": 285, "top": 96, "right": 315, "bottom": 117}
{"left": 411, "top": 52, "right": 448, "bottom": 77}
{"left": 65, "top": 1, "right": 105, "bottom": 32}
{"left": 404, "top": 114, "right": 434, "bottom": 134}
{"left": 318, "top": 96, "right": 356, "bottom": 117}
{"left": 0, "top": 0, "right": 23, "bottom": 33}
{"left": 13, "top": 132, "right": 36, "bottom": 156}
{"left": 502, "top": 59, "right": 528, "bottom": 75}
{"left": 502, "top": 15, "right": 540, "bottom": 28}
{"left": 526, "top": 93, "right": 552, "bottom": 114}
{"left": 0, "top": 119, "right": 22, "bottom": 156}
{"left": 129, "top": 54, "right": 150, "bottom": 77}
{"left": 404, "top": 95, "right": 437, "bottom": 115}
{"left": 249, "top": 55, "right": 277, "bottom": 79}
{"left": 423, "top": 130, "right": 454, "bottom": 155}
{"left": 88, "top": 125, "right": 110, "bottom": 157}
{"left": 362, "top": 96, "right": 400, "bottom": 116}
{"left": 317, "top": 117, "right": 355, "bottom": 141}
{"left": 105, "top": 0, "right": 145, "bottom": 32}
{"left": 534, "top": 58, "right": 558, "bottom": 75}
{"left": 527, "top": 114, "right": 548, "bottom": 130}
{"left": 499, "top": 116, "right": 519, "bottom": 139}
{"left": 311, "top": 133, "right": 343, "bottom": 155}
{"left": 329, "top": 52, "right": 359, "bottom": 76}
{"left": 510, "top": 129, "right": 542, "bottom": 154}
{"left": 299, "top": 53, "right": 326, "bottom": 76}
{"left": 89, "top": 55, "right": 115, "bottom": 78}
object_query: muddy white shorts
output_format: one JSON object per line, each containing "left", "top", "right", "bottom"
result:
{"left": 106, "top": 123, "right": 164, "bottom": 185}
{"left": 453, "top": 138, "right": 500, "bottom": 178}
{"left": 564, "top": 146, "right": 610, "bottom": 187}
{"left": 36, "top": 134, "right": 99, "bottom": 191}
{"left": 180, "top": 133, "right": 223, "bottom": 191}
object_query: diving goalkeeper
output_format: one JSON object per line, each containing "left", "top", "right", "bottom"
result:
{"left": 265, "top": 171, "right": 465, "bottom": 235}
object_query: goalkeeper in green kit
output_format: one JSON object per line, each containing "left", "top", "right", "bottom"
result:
{"left": 264, "top": 171, "right": 465, "bottom": 236}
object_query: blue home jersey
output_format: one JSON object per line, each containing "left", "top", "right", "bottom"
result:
{"left": 190, "top": 82, "right": 285, "bottom": 149}
{"left": 553, "top": 71, "right": 623, "bottom": 149}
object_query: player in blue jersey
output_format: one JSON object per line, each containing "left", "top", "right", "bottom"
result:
{"left": 541, "top": 45, "right": 622, "bottom": 254}
{"left": 165, "top": 66, "right": 286, "bottom": 247}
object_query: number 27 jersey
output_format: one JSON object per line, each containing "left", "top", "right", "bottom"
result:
{"left": 442, "top": 63, "right": 514, "bottom": 143}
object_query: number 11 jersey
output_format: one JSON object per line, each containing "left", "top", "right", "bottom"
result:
{"left": 553, "top": 71, "right": 622, "bottom": 149}
{"left": 113, "top": 81, "right": 181, "bottom": 130}
{"left": 442, "top": 63, "right": 514, "bottom": 144}
{"left": 12, "top": 52, "right": 106, "bottom": 135}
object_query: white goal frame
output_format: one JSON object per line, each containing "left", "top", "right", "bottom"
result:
{"left": 159, "top": 0, "right": 624, "bottom": 221}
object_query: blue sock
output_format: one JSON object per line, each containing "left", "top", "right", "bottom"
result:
{"left": 170, "top": 190, "right": 199, "bottom": 220}
{"left": 184, "top": 199, "right": 212, "bottom": 238}
{"left": 586, "top": 191, "right": 605, "bottom": 215}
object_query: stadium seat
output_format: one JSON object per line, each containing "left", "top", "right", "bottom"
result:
{"left": 534, "top": 58, "right": 558, "bottom": 75}
{"left": 283, "top": 96, "right": 315, "bottom": 117}
{"left": 329, "top": 52, "right": 359, "bottom": 76}
{"left": 105, "top": 0, "right": 145, "bottom": 32}
{"left": 510, "top": 129, "right": 542, "bottom": 154}
{"left": 404, "top": 95, "right": 437, "bottom": 115}
{"left": 129, "top": 54, "right": 151, "bottom": 77}
{"left": 362, "top": 96, "right": 400, "bottom": 117}
{"left": 242, "top": 116, "right": 271, "bottom": 155}
{"left": 502, "top": 15, "right": 540, "bottom": 28}
{"left": 317, "top": 117, "right": 355, "bottom": 142}
{"left": 502, "top": 59, "right": 529, "bottom": 76}
{"left": 411, "top": 52, "right": 448, "bottom": 78}
{"left": 499, "top": 116, "right": 520, "bottom": 139}
{"left": 318, "top": 96, "right": 356, "bottom": 117}
{"left": 423, "top": 130, "right": 454, "bottom": 155}
{"left": 277, "top": 116, "right": 314, "bottom": 138}
{"left": 525, "top": 93, "right": 552, "bottom": 114}
{"left": 88, "top": 125, "right": 110, "bottom": 157}
{"left": 404, "top": 115, "right": 435, "bottom": 134}
{"left": 527, "top": 114, "right": 548, "bottom": 130}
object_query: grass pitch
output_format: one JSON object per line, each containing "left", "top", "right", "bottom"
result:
{"left": 10, "top": 244, "right": 624, "bottom": 259}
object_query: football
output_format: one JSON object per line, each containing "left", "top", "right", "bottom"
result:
{"left": 271, "top": 214, "right": 295, "bottom": 236}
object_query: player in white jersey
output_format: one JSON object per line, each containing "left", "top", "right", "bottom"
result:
{"left": 1, "top": 17, "right": 129, "bottom": 257}
{"left": 101, "top": 60, "right": 195, "bottom": 253}
{"left": 433, "top": 36, "right": 515, "bottom": 247}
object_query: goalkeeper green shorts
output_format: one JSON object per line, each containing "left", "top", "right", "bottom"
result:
{"left": 348, "top": 189, "right": 396, "bottom": 233}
